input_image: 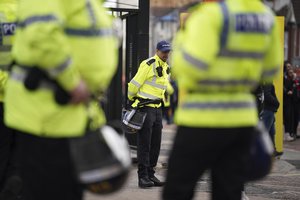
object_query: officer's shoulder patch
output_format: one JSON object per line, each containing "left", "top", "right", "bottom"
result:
{"left": 146, "top": 58, "right": 155, "bottom": 66}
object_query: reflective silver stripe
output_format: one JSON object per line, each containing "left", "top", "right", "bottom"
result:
{"left": 152, "top": 75, "right": 157, "bottom": 83}
{"left": 128, "top": 91, "right": 135, "bottom": 96}
{"left": 123, "top": 110, "right": 141, "bottom": 130}
{"left": 123, "top": 120, "right": 141, "bottom": 130}
{"left": 130, "top": 80, "right": 141, "bottom": 88}
{"left": 182, "top": 49, "right": 209, "bottom": 70}
{"left": 10, "top": 71, "right": 53, "bottom": 90}
{"left": 79, "top": 164, "right": 124, "bottom": 184}
{"left": 47, "top": 58, "right": 72, "bottom": 77}
{"left": 18, "top": 15, "right": 59, "bottom": 28}
{"left": 86, "top": 0, "right": 97, "bottom": 27}
{"left": 182, "top": 101, "right": 256, "bottom": 109}
{"left": 262, "top": 67, "right": 279, "bottom": 78}
{"left": 0, "top": 45, "right": 12, "bottom": 52}
{"left": 9, "top": 71, "right": 26, "bottom": 82}
{"left": 152, "top": 62, "right": 157, "bottom": 82}
{"left": 198, "top": 79, "right": 258, "bottom": 87}
{"left": 145, "top": 80, "right": 167, "bottom": 90}
{"left": 138, "top": 91, "right": 158, "bottom": 100}
{"left": 124, "top": 110, "right": 136, "bottom": 122}
{"left": 64, "top": 28, "right": 113, "bottom": 37}
{"left": 218, "top": 49, "right": 264, "bottom": 59}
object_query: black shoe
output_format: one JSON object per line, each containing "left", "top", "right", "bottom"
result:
{"left": 274, "top": 151, "right": 283, "bottom": 157}
{"left": 149, "top": 176, "right": 164, "bottom": 187}
{"left": 138, "top": 177, "right": 154, "bottom": 188}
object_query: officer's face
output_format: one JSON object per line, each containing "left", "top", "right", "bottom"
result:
{"left": 157, "top": 50, "right": 170, "bottom": 62}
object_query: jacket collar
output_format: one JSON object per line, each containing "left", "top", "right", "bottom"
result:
{"left": 154, "top": 54, "right": 167, "bottom": 66}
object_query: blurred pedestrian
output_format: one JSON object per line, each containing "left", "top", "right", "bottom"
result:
{"left": 292, "top": 69, "right": 300, "bottom": 139}
{"left": 284, "top": 62, "right": 292, "bottom": 75}
{"left": 261, "top": 83, "right": 280, "bottom": 147}
{"left": 0, "top": 0, "right": 23, "bottom": 199}
{"left": 284, "top": 69, "right": 296, "bottom": 141}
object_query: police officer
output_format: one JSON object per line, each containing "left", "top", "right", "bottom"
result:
{"left": 162, "top": 0, "right": 281, "bottom": 199}
{"left": 128, "top": 41, "right": 172, "bottom": 188}
{"left": 4, "top": 0, "right": 118, "bottom": 200}
{"left": 0, "top": 1, "right": 22, "bottom": 199}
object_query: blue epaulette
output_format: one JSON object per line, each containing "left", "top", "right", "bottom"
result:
{"left": 146, "top": 58, "right": 155, "bottom": 66}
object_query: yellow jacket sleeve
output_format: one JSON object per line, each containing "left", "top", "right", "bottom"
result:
{"left": 261, "top": 17, "right": 282, "bottom": 83}
{"left": 0, "top": 71, "right": 8, "bottom": 101}
{"left": 13, "top": 0, "right": 80, "bottom": 91}
{"left": 166, "top": 80, "right": 174, "bottom": 95}
{"left": 72, "top": 5, "right": 118, "bottom": 94}
{"left": 127, "top": 61, "right": 151, "bottom": 100}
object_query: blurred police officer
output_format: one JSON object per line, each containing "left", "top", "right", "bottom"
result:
{"left": 0, "top": 1, "right": 23, "bottom": 199}
{"left": 4, "top": 0, "right": 118, "bottom": 200}
{"left": 128, "top": 41, "right": 172, "bottom": 188}
{"left": 163, "top": 0, "right": 281, "bottom": 199}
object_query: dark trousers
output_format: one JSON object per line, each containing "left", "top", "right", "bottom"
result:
{"left": 293, "top": 102, "right": 300, "bottom": 135}
{"left": 163, "top": 126, "right": 255, "bottom": 200}
{"left": 15, "top": 131, "right": 83, "bottom": 200}
{"left": 137, "top": 107, "right": 162, "bottom": 178}
{"left": 0, "top": 102, "right": 18, "bottom": 190}
{"left": 283, "top": 98, "right": 294, "bottom": 135}
{"left": 262, "top": 110, "right": 276, "bottom": 146}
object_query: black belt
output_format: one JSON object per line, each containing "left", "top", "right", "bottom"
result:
{"left": 137, "top": 98, "right": 162, "bottom": 107}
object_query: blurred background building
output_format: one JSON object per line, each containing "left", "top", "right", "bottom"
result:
{"left": 263, "top": 0, "right": 300, "bottom": 64}
{"left": 104, "top": 0, "right": 299, "bottom": 63}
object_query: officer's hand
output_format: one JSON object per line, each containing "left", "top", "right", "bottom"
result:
{"left": 288, "top": 91, "right": 293, "bottom": 95}
{"left": 70, "top": 80, "right": 90, "bottom": 104}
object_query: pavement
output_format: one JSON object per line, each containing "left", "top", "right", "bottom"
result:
{"left": 85, "top": 124, "right": 300, "bottom": 200}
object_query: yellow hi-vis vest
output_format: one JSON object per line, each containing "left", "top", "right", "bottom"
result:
{"left": 172, "top": 0, "right": 282, "bottom": 128}
{"left": 4, "top": 0, "right": 118, "bottom": 137}
{"left": 128, "top": 54, "right": 171, "bottom": 108}
{"left": 0, "top": 0, "right": 17, "bottom": 102}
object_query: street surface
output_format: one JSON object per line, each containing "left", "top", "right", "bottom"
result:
{"left": 86, "top": 124, "right": 300, "bottom": 200}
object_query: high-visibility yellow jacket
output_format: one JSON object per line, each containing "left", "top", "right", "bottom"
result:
{"left": 163, "top": 76, "right": 174, "bottom": 108}
{"left": 0, "top": 0, "right": 17, "bottom": 102}
{"left": 172, "top": 0, "right": 282, "bottom": 128}
{"left": 128, "top": 54, "right": 172, "bottom": 108}
{"left": 4, "top": 0, "right": 118, "bottom": 137}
